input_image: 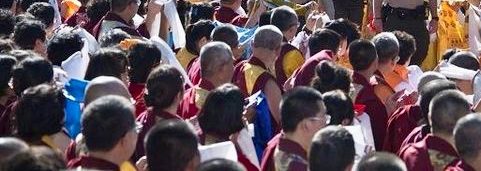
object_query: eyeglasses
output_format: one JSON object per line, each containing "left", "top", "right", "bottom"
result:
{"left": 308, "top": 114, "right": 331, "bottom": 125}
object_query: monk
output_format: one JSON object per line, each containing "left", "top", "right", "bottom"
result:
{"left": 180, "top": 42, "right": 234, "bottom": 119}
{"left": 357, "top": 152, "right": 407, "bottom": 171}
{"left": 271, "top": 6, "right": 305, "bottom": 87}
{"left": 0, "top": 137, "right": 28, "bottom": 164}
{"left": 213, "top": 0, "right": 265, "bottom": 27}
{"left": 445, "top": 114, "right": 481, "bottom": 171}
{"left": 399, "top": 90, "right": 470, "bottom": 171}
{"left": 233, "top": 25, "right": 283, "bottom": 130}
{"left": 348, "top": 39, "right": 388, "bottom": 150}
{"left": 309, "top": 126, "right": 355, "bottom": 171}
{"left": 371, "top": 32, "right": 399, "bottom": 106}
{"left": 67, "top": 96, "right": 137, "bottom": 170}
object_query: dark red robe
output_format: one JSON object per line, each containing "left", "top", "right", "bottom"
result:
{"left": 213, "top": 6, "right": 248, "bottom": 27}
{"left": 64, "top": 6, "right": 98, "bottom": 33}
{"left": 445, "top": 159, "right": 476, "bottom": 171}
{"left": 352, "top": 72, "right": 388, "bottom": 150}
{"left": 92, "top": 12, "right": 150, "bottom": 39}
{"left": 274, "top": 38, "right": 304, "bottom": 87}
{"left": 187, "top": 57, "right": 201, "bottom": 86}
{"left": 128, "top": 83, "right": 145, "bottom": 102}
{"left": 383, "top": 104, "right": 422, "bottom": 153}
{"left": 67, "top": 155, "right": 120, "bottom": 170}
{"left": 179, "top": 79, "right": 215, "bottom": 119}
{"left": 399, "top": 124, "right": 431, "bottom": 152}
{"left": 287, "top": 50, "right": 333, "bottom": 87}
{"left": 260, "top": 133, "right": 282, "bottom": 171}
{"left": 399, "top": 134, "right": 459, "bottom": 171}
{"left": 274, "top": 137, "right": 308, "bottom": 171}
{"left": 0, "top": 101, "right": 16, "bottom": 136}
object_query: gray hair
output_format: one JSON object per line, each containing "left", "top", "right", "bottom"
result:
{"left": 200, "top": 41, "right": 233, "bottom": 77}
{"left": 253, "top": 25, "right": 283, "bottom": 50}
{"left": 372, "top": 32, "right": 399, "bottom": 63}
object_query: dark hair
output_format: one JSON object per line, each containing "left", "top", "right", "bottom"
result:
{"left": 7, "top": 49, "right": 36, "bottom": 62}
{"left": 82, "top": 95, "right": 135, "bottom": 151}
{"left": 442, "top": 48, "right": 461, "bottom": 61}
{"left": 185, "top": 20, "right": 215, "bottom": 55}
{"left": 281, "top": 87, "right": 324, "bottom": 132}
{"left": 348, "top": 39, "right": 377, "bottom": 71}
{"left": 19, "top": 0, "right": 48, "bottom": 12}
{"left": 357, "top": 152, "right": 407, "bottom": 171}
{"left": 372, "top": 32, "right": 399, "bottom": 63}
{"left": 324, "top": 18, "right": 361, "bottom": 45}
{"left": 198, "top": 159, "right": 246, "bottom": 171}
{"left": 309, "top": 126, "right": 355, "bottom": 171}
{"left": 1, "top": 146, "right": 66, "bottom": 171}
{"left": 270, "top": 6, "right": 297, "bottom": 32}
{"left": 128, "top": 41, "right": 162, "bottom": 83}
{"left": 419, "top": 79, "right": 457, "bottom": 122}
{"left": 448, "top": 51, "right": 480, "bottom": 71}
{"left": 430, "top": 90, "right": 470, "bottom": 135}
{"left": 0, "top": 38, "right": 16, "bottom": 53}
{"left": 454, "top": 113, "right": 481, "bottom": 160}
{"left": 26, "top": 2, "right": 54, "bottom": 27}
{"left": 14, "top": 13, "right": 34, "bottom": 24}
{"left": 393, "top": 31, "right": 416, "bottom": 65}
{"left": 0, "top": 55, "right": 16, "bottom": 95}
{"left": 322, "top": 90, "right": 354, "bottom": 125}
{"left": 199, "top": 84, "right": 245, "bottom": 138}
{"left": 311, "top": 61, "right": 351, "bottom": 94}
{"left": 99, "top": 29, "right": 131, "bottom": 48}
{"left": 86, "top": 0, "right": 110, "bottom": 23}
{"left": 211, "top": 25, "right": 239, "bottom": 48}
{"left": 0, "top": 0, "right": 14, "bottom": 9}
{"left": 144, "top": 64, "right": 184, "bottom": 110}
{"left": 259, "top": 11, "right": 272, "bottom": 26}
{"left": 189, "top": 3, "right": 214, "bottom": 24}
{"left": 308, "top": 29, "right": 342, "bottom": 56}
{"left": 0, "top": 9, "right": 14, "bottom": 37}
{"left": 13, "top": 19, "right": 46, "bottom": 50}
{"left": 146, "top": 119, "right": 199, "bottom": 171}
{"left": 15, "top": 84, "right": 64, "bottom": 143}
{"left": 47, "top": 30, "right": 83, "bottom": 66}
{"left": 12, "top": 56, "right": 53, "bottom": 95}
{"left": 111, "top": 0, "right": 133, "bottom": 12}
{"left": 84, "top": 48, "right": 129, "bottom": 80}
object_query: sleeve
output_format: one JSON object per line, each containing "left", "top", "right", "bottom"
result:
{"left": 282, "top": 50, "right": 305, "bottom": 79}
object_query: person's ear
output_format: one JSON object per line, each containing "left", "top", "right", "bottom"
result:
{"left": 341, "top": 118, "right": 352, "bottom": 126}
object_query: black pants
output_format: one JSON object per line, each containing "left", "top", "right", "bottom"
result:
{"left": 333, "top": 0, "right": 364, "bottom": 26}
{"left": 384, "top": 13, "right": 429, "bottom": 66}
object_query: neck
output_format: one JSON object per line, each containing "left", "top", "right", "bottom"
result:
{"left": 467, "top": 157, "right": 481, "bottom": 171}
{"left": 204, "top": 77, "right": 224, "bottom": 88}
{"left": 377, "top": 64, "right": 392, "bottom": 74}
{"left": 204, "top": 134, "right": 229, "bottom": 145}
{"left": 164, "top": 104, "right": 178, "bottom": 115}
{"left": 283, "top": 34, "right": 291, "bottom": 42}
{"left": 252, "top": 49, "right": 274, "bottom": 68}
{"left": 434, "top": 132, "right": 455, "bottom": 148}
{"left": 357, "top": 70, "right": 373, "bottom": 81}
{"left": 284, "top": 132, "right": 309, "bottom": 153}
{"left": 89, "top": 151, "right": 123, "bottom": 166}
{"left": 113, "top": 11, "right": 131, "bottom": 24}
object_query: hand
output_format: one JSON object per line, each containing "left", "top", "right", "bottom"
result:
{"left": 136, "top": 156, "right": 148, "bottom": 171}
{"left": 428, "top": 19, "right": 438, "bottom": 34}
{"left": 147, "top": 0, "right": 163, "bottom": 15}
{"left": 385, "top": 90, "right": 405, "bottom": 116}
{"left": 306, "top": 11, "right": 320, "bottom": 31}
{"left": 372, "top": 18, "right": 383, "bottom": 33}
{"left": 243, "top": 102, "right": 257, "bottom": 123}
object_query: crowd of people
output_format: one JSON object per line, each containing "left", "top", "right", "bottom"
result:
{"left": 0, "top": 0, "right": 481, "bottom": 170}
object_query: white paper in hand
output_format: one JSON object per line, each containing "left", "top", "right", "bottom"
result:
{"left": 198, "top": 141, "right": 238, "bottom": 162}
{"left": 343, "top": 125, "right": 374, "bottom": 163}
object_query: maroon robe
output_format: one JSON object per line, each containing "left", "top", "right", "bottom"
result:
{"left": 128, "top": 83, "right": 145, "bottom": 101}
{"left": 187, "top": 57, "right": 201, "bottom": 86}
{"left": 260, "top": 133, "right": 282, "bottom": 171}
{"left": 399, "top": 134, "right": 459, "bottom": 171}
{"left": 288, "top": 50, "right": 333, "bottom": 87}
{"left": 213, "top": 6, "right": 248, "bottom": 27}
{"left": 236, "top": 145, "right": 260, "bottom": 171}
{"left": 92, "top": 12, "right": 150, "bottom": 39}
{"left": 383, "top": 104, "right": 422, "bottom": 153}
{"left": 445, "top": 159, "right": 476, "bottom": 171}
{"left": 352, "top": 71, "right": 388, "bottom": 150}
{"left": 132, "top": 109, "right": 181, "bottom": 161}
{"left": 274, "top": 38, "right": 304, "bottom": 87}
{"left": 179, "top": 79, "right": 215, "bottom": 119}
{"left": 0, "top": 101, "right": 16, "bottom": 136}
{"left": 67, "top": 155, "right": 120, "bottom": 170}
{"left": 399, "top": 124, "right": 431, "bottom": 152}
{"left": 64, "top": 6, "right": 98, "bottom": 33}
{"left": 274, "top": 137, "right": 308, "bottom": 171}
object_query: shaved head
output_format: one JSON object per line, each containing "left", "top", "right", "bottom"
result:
{"left": 200, "top": 41, "right": 233, "bottom": 78}
{"left": 253, "top": 25, "right": 283, "bottom": 51}
{"left": 429, "top": 90, "right": 471, "bottom": 135}
{"left": 454, "top": 113, "right": 481, "bottom": 161}
{"left": 270, "top": 6, "right": 298, "bottom": 32}
{"left": 84, "top": 76, "right": 132, "bottom": 105}
{"left": 357, "top": 152, "right": 407, "bottom": 171}
{"left": 417, "top": 71, "right": 447, "bottom": 93}
{"left": 448, "top": 51, "right": 480, "bottom": 71}
{"left": 0, "top": 137, "right": 29, "bottom": 163}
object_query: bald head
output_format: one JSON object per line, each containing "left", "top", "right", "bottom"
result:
{"left": 454, "top": 113, "right": 481, "bottom": 161}
{"left": 417, "top": 71, "right": 447, "bottom": 93}
{"left": 0, "top": 137, "right": 29, "bottom": 162}
{"left": 253, "top": 25, "right": 283, "bottom": 51}
{"left": 211, "top": 25, "right": 239, "bottom": 48}
{"left": 84, "top": 76, "right": 132, "bottom": 105}
{"left": 270, "top": 6, "right": 298, "bottom": 32}
{"left": 200, "top": 41, "right": 233, "bottom": 78}
{"left": 448, "top": 51, "right": 480, "bottom": 71}
{"left": 372, "top": 32, "right": 399, "bottom": 64}
{"left": 429, "top": 90, "right": 471, "bottom": 135}
{"left": 357, "top": 152, "right": 407, "bottom": 171}
{"left": 419, "top": 79, "right": 457, "bottom": 121}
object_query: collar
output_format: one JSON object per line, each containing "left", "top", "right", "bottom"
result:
{"left": 278, "top": 137, "right": 307, "bottom": 160}
{"left": 104, "top": 12, "right": 133, "bottom": 27}
{"left": 310, "top": 50, "right": 334, "bottom": 61}
{"left": 74, "top": 155, "right": 120, "bottom": 170}
{"left": 423, "top": 134, "right": 459, "bottom": 157}
{"left": 198, "top": 79, "right": 216, "bottom": 91}
{"left": 248, "top": 56, "right": 268, "bottom": 70}
{"left": 352, "top": 71, "right": 372, "bottom": 87}
{"left": 151, "top": 109, "right": 181, "bottom": 120}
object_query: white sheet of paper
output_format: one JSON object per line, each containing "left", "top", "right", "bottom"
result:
{"left": 198, "top": 141, "right": 238, "bottom": 162}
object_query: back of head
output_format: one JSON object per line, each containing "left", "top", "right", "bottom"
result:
{"left": 99, "top": 29, "right": 131, "bottom": 48}
{"left": 15, "top": 84, "right": 65, "bottom": 143}
{"left": 429, "top": 89, "right": 470, "bottom": 135}
{"left": 19, "top": 0, "right": 48, "bottom": 12}
{"left": 144, "top": 64, "right": 184, "bottom": 110}
{"left": 26, "top": 2, "right": 54, "bottom": 27}
{"left": 448, "top": 51, "right": 480, "bottom": 71}
{"left": 13, "top": 19, "right": 46, "bottom": 50}
{"left": 309, "top": 126, "right": 355, "bottom": 171}
{"left": 189, "top": 3, "right": 214, "bottom": 24}
{"left": 198, "top": 159, "right": 247, "bottom": 171}
{"left": 0, "top": 137, "right": 28, "bottom": 163}
{"left": 322, "top": 90, "right": 354, "bottom": 125}
{"left": 417, "top": 71, "right": 447, "bottom": 93}
{"left": 371, "top": 32, "right": 399, "bottom": 64}
{"left": 348, "top": 39, "right": 377, "bottom": 71}
{"left": 442, "top": 48, "right": 461, "bottom": 61}
{"left": 253, "top": 25, "right": 283, "bottom": 51}
{"left": 392, "top": 31, "right": 416, "bottom": 65}
{"left": 0, "top": 9, "right": 15, "bottom": 37}
{"left": 86, "top": 0, "right": 110, "bottom": 23}
{"left": 419, "top": 79, "right": 457, "bottom": 121}
{"left": 12, "top": 56, "right": 53, "bottom": 95}
{"left": 47, "top": 29, "right": 83, "bottom": 66}
{"left": 281, "top": 86, "right": 324, "bottom": 132}
{"left": 324, "top": 18, "right": 361, "bottom": 45}
{"left": 1, "top": 146, "right": 66, "bottom": 171}
{"left": 454, "top": 113, "right": 481, "bottom": 161}
{"left": 185, "top": 20, "right": 215, "bottom": 55}
{"left": 357, "top": 152, "right": 407, "bottom": 171}
{"left": 311, "top": 60, "right": 351, "bottom": 94}
{"left": 259, "top": 11, "right": 272, "bottom": 26}
{"left": 82, "top": 95, "right": 135, "bottom": 152}
{"left": 308, "top": 29, "right": 341, "bottom": 56}
{"left": 128, "top": 41, "right": 162, "bottom": 84}
{"left": 110, "top": 0, "right": 131, "bottom": 12}
{"left": 270, "top": 6, "right": 297, "bottom": 32}
{"left": 200, "top": 41, "right": 233, "bottom": 78}
{"left": 199, "top": 83, "right": 244, "bottom": 138}
{"left": 84, "top": 76, "right": 132, "bottom": 105}
{"left": 146, "top": 119, "right": 199, "bottom": 171}
{"left": 0, "top": 55, "right": 16, "bottom": 93}
{"left": 211, "top": 24, "right": 239, "bottom": 48}
{"left": 84, "top": 48, "right": 128, "bottom": 81}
